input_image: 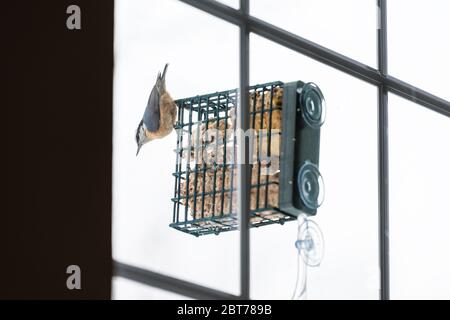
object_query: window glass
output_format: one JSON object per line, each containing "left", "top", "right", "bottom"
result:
{"left": 216, "top": 0, "right": 239, "bottom": 9}
{"left": 388, "top": 0, "right": 450, "bottom": 101}
{"left": 250, "top": 0, "right": 377, "bottom": 67}
{"left": 112, "top": 277, "right": 192, "bottom": 300}
{"left": 249, "top": 35, "right": 379, "bottom": 299}
{"left": 389, "top": 94, "right": 450, "bottom": 299}
{"left": 114, "top": 0, "right": 239, "bottom": 295}
{"left": 114, "top": 0, "right": 449, "bottom": 300}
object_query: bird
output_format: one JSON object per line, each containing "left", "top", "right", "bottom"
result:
{"left": 135, "top": 63, "right": 177, "bottom": 155}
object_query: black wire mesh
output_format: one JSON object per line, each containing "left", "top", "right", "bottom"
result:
{"left": 170, "top": 81, "right": 296, "bottom": 236}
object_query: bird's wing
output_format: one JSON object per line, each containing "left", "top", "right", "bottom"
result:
{"left": 143, "top": 84, "right": 160, "bottom": 132}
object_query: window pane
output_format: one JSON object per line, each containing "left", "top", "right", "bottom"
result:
{"left": 114, "top": 0, "right": 239, "bottom": 295}
{"left": 216, "top": 0, "right": 239, "bottom": 9}
{"left": 389, "top": 94, "right": 450, "bottom": 299}
{"left": 112, "top": 277, "right": 192, "bottom": 300}
{"left": 249, "top": 35, "right": 379, "bottom": 299}
{"left": 388, "top": 0, "right": 450, "bottom": 101}
{"left": 250, "top": 0, "right": 377, "bottom": 67}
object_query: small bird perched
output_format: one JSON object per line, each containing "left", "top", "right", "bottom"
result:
{"left": 135, "top": 63, "right": 177, "bottom": 155}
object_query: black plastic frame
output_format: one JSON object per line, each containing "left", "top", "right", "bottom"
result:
{"left": 278, "top": 81, "right": 321, "bottom": 216}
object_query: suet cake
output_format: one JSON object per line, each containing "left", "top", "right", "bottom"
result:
{"left": 179, "top": 87, "right": 284, "bottom": 222}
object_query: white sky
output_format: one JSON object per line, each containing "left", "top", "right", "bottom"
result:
{"left": 113, "top": 0, "right": 450, "bottom": 299}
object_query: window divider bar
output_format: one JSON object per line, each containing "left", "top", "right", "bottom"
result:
{"left": 377, "top": 85, "right": 390, "bottom": 300}
{"left": 113, "top": 261, "right": 239, "bottom": 300}
{"left": 385, "top": 75, "right": 450, "bottom": 117}
{"left": 377, "top": 0, "right": 390, "bottom": 300}
{"left": 238, "top": 0, "right": 251, "bottom": 300}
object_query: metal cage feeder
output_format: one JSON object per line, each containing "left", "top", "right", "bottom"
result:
{"left": 170, "top": 80, "right": 325, "bottom": 236}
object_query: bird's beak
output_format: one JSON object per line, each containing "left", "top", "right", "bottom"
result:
{"left": 136, "top": 144, "right": 142, "bottom": 156}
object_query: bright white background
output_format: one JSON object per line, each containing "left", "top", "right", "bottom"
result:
{"left": 113, "top": 0, "right": 450, "bottom": 300}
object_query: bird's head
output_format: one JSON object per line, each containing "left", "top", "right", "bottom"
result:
{"left": 135, "top": 119, "right": 150, "bottom": 156}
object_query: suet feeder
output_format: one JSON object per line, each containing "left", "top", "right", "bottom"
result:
{"left": 170, "top": 80, "right": 325, "bottom": 236}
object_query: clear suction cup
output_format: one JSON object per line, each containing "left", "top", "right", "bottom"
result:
{"left": 298, "top": 82, "right": 326, "bottom": 129}
{"left": 296, "top": 217, "right": 324, "bottom": 267}
{"left": 297, "top": 162, "right": 325, "bottom": 210}
{"left": 292, "top": 215, "right": 324, "bottom": 300}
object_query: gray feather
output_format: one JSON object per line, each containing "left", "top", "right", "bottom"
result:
{"left": 142, "top": 64, "right": 169, "bottom": 133}
{"left": 143, "top": 83, "right": 160, "bottom": 132}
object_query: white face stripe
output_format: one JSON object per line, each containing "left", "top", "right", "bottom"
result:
{"left": 139, "top": 125, "right": 150, "bottom": 144}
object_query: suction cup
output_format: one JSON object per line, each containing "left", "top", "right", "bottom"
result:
{"left": 295, "top": 219, "right": 324, "bottom": 267}
{"left": 298, "top": 82, "right": 326, "bottom": 129}
{"left": 297, "top": 162, "right": 325, "bottom": 210}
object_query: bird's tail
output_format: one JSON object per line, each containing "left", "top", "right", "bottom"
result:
{"left": 158, "top": 63, "right": 169, "bottom": 92}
